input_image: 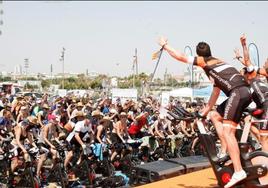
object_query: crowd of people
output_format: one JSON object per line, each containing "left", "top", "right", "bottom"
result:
{"left": 0, "top": 86, "right": 206, "bottom": 187}
{"left": 0, "top": 34, "right": 267, "bottom": 188}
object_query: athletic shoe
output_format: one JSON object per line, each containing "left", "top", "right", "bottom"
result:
{"left": 217, "top": 152, "right": 228, "bottom": 159}
{"left": 224, "top": 170, "right": 247, "bottom": 188}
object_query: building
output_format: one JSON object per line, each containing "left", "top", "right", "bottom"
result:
{"left": 17, "top": 80, "right": 42, "bottom": 88}
{"left": 14, "top": 64, "right": 23, "bottom": 76}
{"left": 183, "top": 67, "right": 210, "bottom": 87}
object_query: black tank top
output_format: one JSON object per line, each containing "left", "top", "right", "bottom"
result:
{"left": 20, "top": 127, "right": 28, "bottom": 142}
{"left": 94, "top": 125, "right": 106, "bottom": 143}
{"left": 250, "top": 78, "right": 268, "bottom": 107}
{"left": 194, "top": 57, "right": 248, "bottom": 96}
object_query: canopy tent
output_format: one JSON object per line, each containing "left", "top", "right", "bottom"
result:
{"left": 169, "top": 85, "right": 227, "bottom": 104}
{"left": 194, "top": 85, "right": 227, "bottom": 105}
{"left": 169, "top": 87, "right": 193, "bottom": 98}
{"left": 169, "top": 86, "right": 226, "bottom": 98}
{"left": 194, "top": 85, "right": 226, "bottom": 97}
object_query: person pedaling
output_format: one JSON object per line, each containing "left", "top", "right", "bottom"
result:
{"left": 36, "top": 114, "right": 65, "bottom": 178}
{"left": 10, "top": 116, "right": 39, "bottom": 173}
{"left": 64, "top": 111, "right": 93, "bottom": 170}
{"left": 235, "top": 34, "right": 268, "bottom": 152}
{"left": 157, "top": 36, "right": 252, "bottom": 188}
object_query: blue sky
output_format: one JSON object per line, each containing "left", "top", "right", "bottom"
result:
{"left": 0, "top": 1, "right": 267, "bottom": 78}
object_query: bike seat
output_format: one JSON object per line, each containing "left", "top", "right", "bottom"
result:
{"left": 252, "top": 109, "right": 264, "bottom": 117}
{"left": 244, "top": 108, "right": 264, "bottom": 118}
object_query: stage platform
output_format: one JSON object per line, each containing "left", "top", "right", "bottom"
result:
{"left": 137, "top": 168, "right": 219, "bottom": 188}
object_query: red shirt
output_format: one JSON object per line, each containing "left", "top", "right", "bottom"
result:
{"left": 128, "top": 115, "right": 147, "bottom": 135}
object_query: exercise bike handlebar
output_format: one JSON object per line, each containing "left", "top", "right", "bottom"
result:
{"left": 167, "top": 111, "right": 184, "bottom": 120}
{"left": 174, "top": 106, "right": 195, "bottom": 117}
{"left": 167, "top": 110, "right": 196, "bottom": 121}
{"left": 169, "top": 106, "right": 205, "bottom": 120}
{"left": 245, "top": 150, "right": 268, "bottom": 161}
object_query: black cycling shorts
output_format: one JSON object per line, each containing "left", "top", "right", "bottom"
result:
{"left": 217, "top": 86, "right": 252, "bottom": 124}
{"left": 259, "top": 101, "right": 268, "bottom": 134}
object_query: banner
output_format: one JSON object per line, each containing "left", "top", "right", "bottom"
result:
{"left": 111, "top": 88, "right": 137, "bottom": 104}
{"left": 161, "top": 91, "right": 170, "bottom": 108}
{"left": 57, "top": 89, "right": 67, "bottom": 97}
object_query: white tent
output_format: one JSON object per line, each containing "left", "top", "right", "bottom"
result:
{"left": 169, "top": 87, "right": 227, "bottom": 104}
{"left": 169, "top": 87, "right": 193, "bottom": 98}
{"left": 202, "top": 95, "right": 227, "bottom": 105}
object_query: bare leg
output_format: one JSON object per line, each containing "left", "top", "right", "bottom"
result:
{"left": 36, "top": 154, "right": 46, "bottom": 177}
{"left": 191, "top": 137, "right": 199, "bottom": 152}
{"left": 64, "top": 151, "right": 73, "bottom": 169}
{"left": 260, "top": 135, "right": 268, "bottom": 152}
{"left": 250, "top": 126, "right": 260, "bottom": 142}
{"left": 11, "top": 158, "right": 18, "bottom": 173}
{"left": 111, "top": 151, "right": 117, "bottom": 161}
{"left": 223, "top": 125, "right": 242, "bottom": 172}
{"left": 50, "top": 148, "right": 57, "bottom": 167}
{"left": 209, "top": 111, "right": 227, "bottom": 154}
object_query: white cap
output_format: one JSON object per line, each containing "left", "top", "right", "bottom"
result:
{"left": 110, "top": 108, "right": 118, "bottom": 114}
{"left": 56, "top": 116, "right": 61, "bottom": 122}
{"left": 21, "top": 106, "right": 27, "bottom": 110}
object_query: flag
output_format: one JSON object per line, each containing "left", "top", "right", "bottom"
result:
{"left": 152, "top": 50, "right": 161, "bottom": 60}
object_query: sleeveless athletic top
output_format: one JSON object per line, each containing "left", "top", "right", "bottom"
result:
{"left": 94, "top": 125, "right": 107, "bottom": 143}
{"left": 247, "top": 70, "right": 268, "bottom": 106}
{"left": 193, "top": 57, "right": 248, "bottom": 96}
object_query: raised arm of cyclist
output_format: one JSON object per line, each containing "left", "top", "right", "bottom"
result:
{"left": 236, "top": 37, "right": 268, "bottom": 78}
{"left": 159, "top": 36, "right": 235, "bottom": 117}
{"left": 234, "top": 48, "right": 244, "bottom": 65}
{"left": 158, "top": 36, "right": 190, "bottom": 63}
{"left": 240, "top": 34, "right": 251, "bottom": 67}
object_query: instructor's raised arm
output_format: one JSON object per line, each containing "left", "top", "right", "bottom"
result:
{"left": 158, "top": 36, "right": 192, "bottom": 64}
{"left": 240, "top": 34, "right": 252, "bottom": 67}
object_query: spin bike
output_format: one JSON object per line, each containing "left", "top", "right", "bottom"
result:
{"left": 171, "top": 106, "right": 268, "bottom": 188}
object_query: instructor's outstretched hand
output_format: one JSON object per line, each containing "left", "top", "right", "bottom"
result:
{"left": 240, "top": 34, "right": 246, "bottom": 46}
{"left": 233, "top": 48, "right": 241, "bottom": 60}
{"left": 158, "top": 36, "right": 168, "bottom": 47}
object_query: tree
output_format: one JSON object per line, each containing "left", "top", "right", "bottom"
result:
{"left": 90, "top": 79, "right": 102, "bottom": 89}
{"left": 0, "top": 76, "right": 12, "bottom": 82}
{"left": 24, "top": 82, "right": 38, "bottom": 90}
{"left": 67, "top": 77, "right": 76, "bottom": 83}
{"left": 41, "top": 79, "right": 50, "bottom": 89}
